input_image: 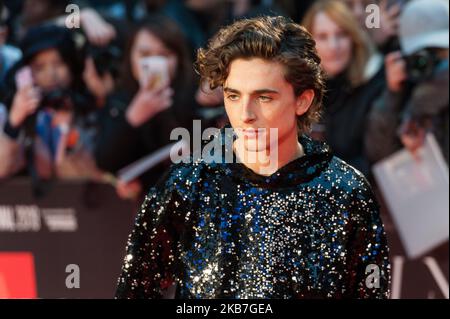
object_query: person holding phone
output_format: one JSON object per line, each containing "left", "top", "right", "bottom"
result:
{"left": 0, "top": 25, "right": 99, "bottom": 181}
{"left": 94, "top": 14, "right": 199, "bottom": 200}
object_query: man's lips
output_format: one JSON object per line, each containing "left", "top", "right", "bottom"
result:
{"left": 240, "top": 128, "right": 265, "bottom": 138}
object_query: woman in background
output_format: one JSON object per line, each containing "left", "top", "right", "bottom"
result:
{"left": 302, "top": 0, "right": 385, "bottom": 176}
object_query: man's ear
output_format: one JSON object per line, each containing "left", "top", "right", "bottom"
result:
{"left": 295, "top": 89, "right": 315, "bottom": 116}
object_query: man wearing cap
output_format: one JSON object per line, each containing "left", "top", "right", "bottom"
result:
{"left": 366, "top": 0, "right": 449, "bottom": 163}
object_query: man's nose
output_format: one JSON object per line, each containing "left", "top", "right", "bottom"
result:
{"left": 240, "top": 97, "right": 256, "bottom": 123}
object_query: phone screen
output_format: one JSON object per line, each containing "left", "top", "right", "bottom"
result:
{"left": 139, "top": 56, "right": 170, "bottom": 91}
{"left": 15, "top": 66, "right": 34, "bottom": 90}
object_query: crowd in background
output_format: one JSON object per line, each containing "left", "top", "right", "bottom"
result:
{"left": 0, "top": 0, "right": 448, "bottom": 202}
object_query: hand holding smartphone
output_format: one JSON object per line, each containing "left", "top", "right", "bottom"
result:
{"left": 9, "top": 66, "right": 41, "bottom": 127}
{"left": 139, "top": 56, "right": 170, "bottom": 91}
{"left": 15, "top": 66, "right": 34, "bottom": 90}
{"left": 127, "top": 56, "right": 173, "bottom": 127}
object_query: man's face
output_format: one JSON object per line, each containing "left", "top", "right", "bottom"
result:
{"left": 223, "top": 58, "right": 306, "bottom": 153}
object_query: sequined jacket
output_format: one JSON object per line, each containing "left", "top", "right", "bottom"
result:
{"left": 115, "top": 127, "right": 391, "bottom": 299}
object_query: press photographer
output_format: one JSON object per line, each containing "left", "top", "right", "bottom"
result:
{"left": 365, "top": 0, "right": 449, "bottom": 164}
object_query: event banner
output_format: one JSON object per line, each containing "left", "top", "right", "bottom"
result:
{"left": 0, "top": 179, "right": 136, "bottom": 298}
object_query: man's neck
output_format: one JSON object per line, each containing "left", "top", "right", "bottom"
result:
{"left": 233, "top": 130, "right": 304, "bottom": 177}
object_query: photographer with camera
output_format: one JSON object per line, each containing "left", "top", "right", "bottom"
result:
{"left": 365, "top": 0, "right": 449, "bottom": 164}
{"left": 0, "top": 24, "right": 101, "bottom": 189}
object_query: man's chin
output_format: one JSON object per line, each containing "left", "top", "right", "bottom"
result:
{"left": 243, "top": 146, "right": 262, "bottom": 153}
{"left": 243, "top": 138, "right": 266, "bottom": 152}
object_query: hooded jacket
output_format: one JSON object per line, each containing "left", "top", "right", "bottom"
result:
{"left": 115, "top": 126, "right": 391, "bottom": 299}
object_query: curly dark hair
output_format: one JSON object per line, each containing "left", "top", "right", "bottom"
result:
{"left": 195, "top": 15, "right": 326, "bottom": 133}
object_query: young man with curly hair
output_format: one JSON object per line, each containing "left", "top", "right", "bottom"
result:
{"left": 116, "top": 16, "right": 391, "bottom": 299}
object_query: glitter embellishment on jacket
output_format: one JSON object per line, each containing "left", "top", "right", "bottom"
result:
{"left": 115, "top": 127, "right": 391, "bottom": 299}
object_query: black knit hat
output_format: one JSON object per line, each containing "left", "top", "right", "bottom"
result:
{"left": 19, "top": 24, "right": 77, "bottom": 64}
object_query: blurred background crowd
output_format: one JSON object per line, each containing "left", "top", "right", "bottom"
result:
{"left": 0, "top": 0, "right": 448, "bottom": 202}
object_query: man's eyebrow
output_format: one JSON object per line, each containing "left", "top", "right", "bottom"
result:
{"left": 223, "top": 87, "right": 280, "bottom": 95}
{"left": 253, "top": 89, "right": 279, "bottom": 95}
{"left": 223, "top": 87, "right": 240, "bottom": 94}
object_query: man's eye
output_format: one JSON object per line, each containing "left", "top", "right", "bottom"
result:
{"left": 259, "top": 96, "right": 272, "bottom": 102}
{"left": 227, "top": 94, "right": 239, "bottom": 101}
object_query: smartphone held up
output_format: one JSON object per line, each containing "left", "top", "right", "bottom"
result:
{"left": 138, "top": 56, "right": 170, "bottom": 91}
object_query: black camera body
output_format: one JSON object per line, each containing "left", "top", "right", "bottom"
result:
{"left": 404, "top": 48, "right": 442, "bottom": 83}
{"left": 86, "top": 44, "right": 122, "bottom": 78}
{"left": 38, "top": 88, "right": 74, "bottom": 111}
